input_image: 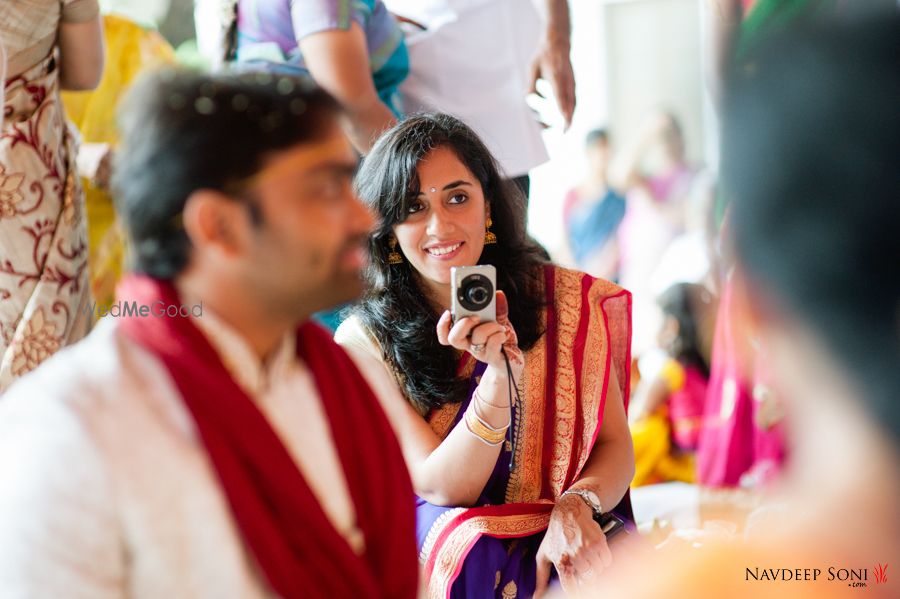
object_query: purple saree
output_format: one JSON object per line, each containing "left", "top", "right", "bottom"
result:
{"left": 416, "top": 266, "right": 633, "bottom": 599}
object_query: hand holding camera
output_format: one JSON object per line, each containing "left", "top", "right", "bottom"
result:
{"left": 436, "top": 266, "right": 523, "bottom": 380}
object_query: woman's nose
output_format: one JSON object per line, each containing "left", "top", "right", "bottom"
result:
{"left": 425, "top": 205, "right": 452, "bottom": 236}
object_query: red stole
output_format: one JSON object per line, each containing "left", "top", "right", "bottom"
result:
{"left": 116, "top": 276, "right": 417, "bottom": 599}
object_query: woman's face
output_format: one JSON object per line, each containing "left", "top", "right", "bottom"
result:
{"left": 392, "top": 145, "right": 489, "bottom": 290}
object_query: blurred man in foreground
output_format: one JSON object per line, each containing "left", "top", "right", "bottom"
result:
{"left": 0, "top": 70, "right": 418, "bottom": 599}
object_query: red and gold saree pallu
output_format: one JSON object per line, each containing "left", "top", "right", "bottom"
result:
{"left": 117, "top": 275, "right": 419, "bottom": 599}
{"left": 1, "top": 51, "right": 91, "bottom": 391}
{"left": 419, "top": 265, "right": 632, "bottom": 599}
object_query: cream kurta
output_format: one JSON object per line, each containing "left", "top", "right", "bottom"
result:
{"left": 0, "top": 310, "right": 398, "bottom": 597}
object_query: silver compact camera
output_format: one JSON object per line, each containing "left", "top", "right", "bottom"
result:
{"left": 451, "top": 265, "right": 496, "bottom": 323}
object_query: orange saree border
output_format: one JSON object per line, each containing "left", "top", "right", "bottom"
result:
{"left": 423, "top": 503, "right": 554, "bottom": 599}
{"left": 420, "top": 266, "right": 632, "bottom": 599}
{"left": 505, "top": 308, "right": 548, "bottom": 503}
{"left": 570, "top": 279, "right": 633, "bottom": 484}
{"left": 544, "top": 267, "right": 594, "bottom": 497}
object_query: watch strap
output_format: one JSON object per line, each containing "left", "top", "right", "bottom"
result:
{"left": 561, "top": 488, "right": 603, "bottom": 517}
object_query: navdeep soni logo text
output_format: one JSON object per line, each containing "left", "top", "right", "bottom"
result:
{"left": 83, "top": 301, "right": 203, "bottom": 319}
{"left": 746, "top": 563, "right": 889, "bottom": 589}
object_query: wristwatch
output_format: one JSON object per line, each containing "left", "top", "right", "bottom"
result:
{"left": 561, "top": 488, "right": 603, "bottom": 517}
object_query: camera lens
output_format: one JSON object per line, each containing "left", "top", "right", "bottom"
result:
{"left": 466, "top": 285, "right": 489, "bottom": 306}
{"left": 458, "top": 274, "right": 494, "bottom": 311}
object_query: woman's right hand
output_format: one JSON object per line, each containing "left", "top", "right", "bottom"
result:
{"left": 436, "top": 291, "right": 524, "bottom": 380}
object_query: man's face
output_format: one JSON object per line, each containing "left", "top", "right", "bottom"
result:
{"left": 238, "top": 123, "right": 374, "bottom": 320}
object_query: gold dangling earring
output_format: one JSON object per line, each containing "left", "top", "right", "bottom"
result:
{"left": 387, "top": 236, "right": 404, "bottom": 264}
{"left": 484, "top": 217, "right": 498, "bottom": 245}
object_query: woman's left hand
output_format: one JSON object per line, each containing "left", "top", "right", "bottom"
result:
{"left": 436, "top": 290, "right": 524, "bottom": 380}
{"left": 534, "top": 494, "right": 612, "bottom": 597}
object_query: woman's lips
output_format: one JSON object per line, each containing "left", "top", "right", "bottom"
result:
{"left": 424, "top": 241, "right": 464, "bottom": 260}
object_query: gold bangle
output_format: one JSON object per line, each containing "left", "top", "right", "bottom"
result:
{"left": 467, "top": 409, "right": 507, "bottom": 442}
{"left": 464, "top": 408, "right": 507, "bottom": 445}
{"left": 471, "top": 399, "right": 511, "bottom": 431}
{"left": 464, "top": 419, "right": 504, "bottom": 446}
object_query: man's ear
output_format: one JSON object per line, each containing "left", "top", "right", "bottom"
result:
{"left": 182, "top": 189, "right": 251, "bottom": 259}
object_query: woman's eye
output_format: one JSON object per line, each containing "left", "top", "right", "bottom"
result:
{"left": 448, "top": 193, "right": 468, "bottom": 204}
{"left": 407, "top": 201, "right": 425, "bottom": 214}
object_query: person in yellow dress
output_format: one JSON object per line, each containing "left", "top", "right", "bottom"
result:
{"left": 629, "top": 282, "right": 715, "bottom": 486}
{"left": 62, "top": 5, "right": 175, "bottom": 307}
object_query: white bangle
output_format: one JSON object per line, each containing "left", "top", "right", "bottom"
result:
{"left": 473, "top": 387, "right": 509, "bottom": 410}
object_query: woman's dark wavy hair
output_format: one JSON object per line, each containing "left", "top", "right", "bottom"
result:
{"left": 658, "top": 283, "right": 710, "bottom": 377}
{"left": 353, "top": 113, "right": 547, "bottom": 413}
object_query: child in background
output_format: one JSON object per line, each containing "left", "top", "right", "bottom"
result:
{"left": 630, "top": 282, "right": 715, "bottom": 486}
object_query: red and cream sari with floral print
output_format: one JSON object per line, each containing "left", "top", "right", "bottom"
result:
{"left": 1, "top": 50, "right": 91, "bottom": 391}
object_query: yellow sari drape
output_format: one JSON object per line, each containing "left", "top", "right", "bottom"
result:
{"left": 61, "top": 15, "right": 175, "bottom": 307}
{"left": 631, "top": 408, "right": 696, "bottom": 487}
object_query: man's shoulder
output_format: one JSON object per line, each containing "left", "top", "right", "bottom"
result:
{"left": 334, "top": 313, "right": 383, "bottom": 360}
{"left": 1, "top": 319, "right": 163, "bottom": 418}
{"left": 333, "top": 313, "right": 363, "bottom": 345}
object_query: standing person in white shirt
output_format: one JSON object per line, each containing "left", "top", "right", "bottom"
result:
{"left": 0, "top": 70, "right": 419, "bottom": 599}
{"left": 385, "top": 0, "right": 576, "bottom": 202}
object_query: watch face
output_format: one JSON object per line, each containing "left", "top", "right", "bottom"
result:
{"left": 567, "top": 489, "right": 601, "bottom": 514}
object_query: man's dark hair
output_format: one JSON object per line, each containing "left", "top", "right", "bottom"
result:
{"left": 112, "top": 68, "right": 341, "bottom": 279}
{"left": 722, "top": 11, "right": 900, "bottom": 444}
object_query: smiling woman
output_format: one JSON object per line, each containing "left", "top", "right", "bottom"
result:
{"left": 392, "top": 146, "right": 492, "bottom": 308}
{"left": 351, "top": 113, "right": 546, "bottom": 414}
{"left": 336, "top": 114, "right": 637, "bottom": 598}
